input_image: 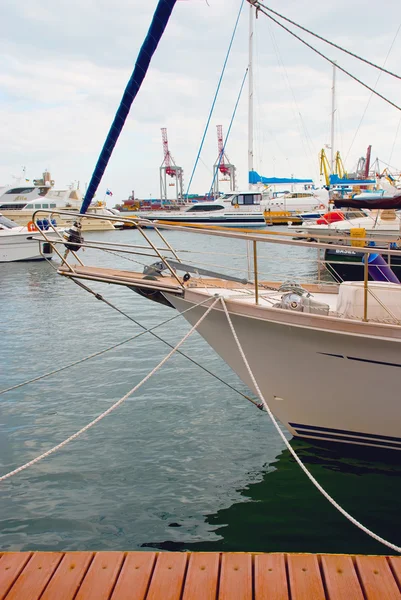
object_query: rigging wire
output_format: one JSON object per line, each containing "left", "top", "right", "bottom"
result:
{"left": 0, "top": 297, "right": 208, "bottom": 395}
{"left": 345, "top": 24, "right": 401, "bottom": 162}
{"left": 69, "top": 277, "right": 260, "bottom": 407}
{"left": 185, "top": 0, "right": 244, "bottom": 197}
{"left": 0, "top": 272, "right": 258, "bottom": 408}
{"left": 389, "top": 116, "right": 401, "bottom": 166}
{"left": 4, "top": 244, "right": 258, "bottom": 407}
{"left": 251, "top": 1, "right": 401, "bottom": 82}
{"left": 266, "top": 19, "right": 315, "bottom": 178}
{"left": 208, "top": 67, "right": 248, "bottom": 196}
{"left": 252, "top": 4, "right": 401, "bottom": 113}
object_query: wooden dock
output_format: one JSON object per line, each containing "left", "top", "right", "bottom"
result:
{"left": 1, "top": 551, "right": 401, "bottom": 599}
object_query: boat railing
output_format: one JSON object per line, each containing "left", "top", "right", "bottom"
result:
{"left": 32, "top": 208, "right": 401, "bottom": 326}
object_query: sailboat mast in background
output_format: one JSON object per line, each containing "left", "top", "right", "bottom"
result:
{"left": 248, "top": 2, "right": 254, "bottom": 187}
{"left": 330, "top": 62, "right": 337, "bottom": 172}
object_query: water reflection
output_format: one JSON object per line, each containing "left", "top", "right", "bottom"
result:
{"left": 143, "top": 438, "right": 401, "bottom": 555}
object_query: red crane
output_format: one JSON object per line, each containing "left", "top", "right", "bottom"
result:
{"left": 161, "top": 128, "right": 176, "bottom": 177}
{"left": 216, "top": 125, "right": 230, "bottom": 176}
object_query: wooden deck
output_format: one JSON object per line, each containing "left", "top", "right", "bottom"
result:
{"left": 1, "top": 551, "right": 401, "bottom": 599}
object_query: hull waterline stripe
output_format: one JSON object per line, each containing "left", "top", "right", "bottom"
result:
{"left": 294, "top": 429, "right": 401, "bottom": 449}
{"left": 318, "top": 352, "right": 401, "bottom": 369}
{"left": 289, "top": 422, "right": 401, "bottom": 443}
{"left": 347, "top": 356, "right": 401, "bottom": 368}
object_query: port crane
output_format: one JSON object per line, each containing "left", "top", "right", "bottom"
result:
{"left": 159, "top": 128, "right": 184, "bottom": 203}
{"left": 213, "top": 125, "right": 236, "bottom": 196}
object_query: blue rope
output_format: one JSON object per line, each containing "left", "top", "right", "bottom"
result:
{"left": 185, "top": 0, "right": 245, "bottom": 198}
{"left": 208, "top": 67, "right": 248, "bottom": 197}
{"left": 80, "top": 0, "right": 177, "bottom": 215}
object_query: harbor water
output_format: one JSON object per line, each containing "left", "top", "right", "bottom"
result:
{"left": 1, "top": 228, "right": 400, "bottom": 555}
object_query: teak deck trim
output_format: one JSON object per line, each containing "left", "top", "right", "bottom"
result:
{"left": 0, "top": 551, "right": 401, "bottom": 599}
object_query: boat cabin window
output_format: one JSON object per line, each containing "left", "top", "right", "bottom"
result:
{"left": 186, "top": 204, "right": 224, "bottom": 212}
{"left": 0, "top": 215, "right": 19, "bottom": 228}
{"left": 232, "top": 194, "right": 262, "bottom": 206}
{"left": 50, "top": 203, "right": 57, "bottom": 208}
{"left": 5, "top": 187, "right": 35, "bottom": 194}
{"left": 0, "top": 203, "right": 26, "bottom": 210}
{"left": 42, "top": 203, "right": 49, "bottom": 209}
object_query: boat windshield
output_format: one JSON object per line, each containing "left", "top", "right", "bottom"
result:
{"left": 230, "top": 193, "right": 262, "bottom": 206}
{"left": 0, "top": 215, "right": 19, "bottom": 229}
{"left": 185, "top": 204, "right": 224, "bottom": 212}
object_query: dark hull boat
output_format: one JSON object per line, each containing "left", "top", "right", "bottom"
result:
{"left": 325, "top": 248, "right": 401, "bottom": 282}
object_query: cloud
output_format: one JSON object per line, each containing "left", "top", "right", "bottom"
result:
{"left": 0, "top": 0, "right": 401, "bottom": 200}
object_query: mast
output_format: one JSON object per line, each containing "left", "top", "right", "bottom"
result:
{"left": 330, "top": 62, "right": 336, "bottom": 173}
{"left": 248, "top": 2, "right": 254, "bottom": 188}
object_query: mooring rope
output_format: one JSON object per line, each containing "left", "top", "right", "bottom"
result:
{"left": 220, "top": 297, "right": 401, "bottom": 554}
{"left": 0, "top": 298, "right": 220, "bottom": 483}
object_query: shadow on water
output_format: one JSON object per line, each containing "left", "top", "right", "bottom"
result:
{"left": 142, "top": 438, "right": 401, "bottom": 555}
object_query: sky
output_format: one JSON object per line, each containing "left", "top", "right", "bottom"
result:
{"left": 1, "top": 0, "right": 401, "bottom": 205}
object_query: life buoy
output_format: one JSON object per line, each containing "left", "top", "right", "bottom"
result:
{"left": 233, "top": 203, "right": 239, "bottom": 209}
{"left": 318, "top": 204, "right": 325, "bottom": 210}
{"left": 27, "top": 221, "right": 37, "bottom": 232}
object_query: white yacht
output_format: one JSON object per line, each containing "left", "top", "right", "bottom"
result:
{"left": 0, "top": 214, "right": 58, "bottom": 262}
{"left": 0, "top": 174, "right": 119, "bottom": 232}
{"left": 138, "top": 188, "right": 328, "bottom": 228}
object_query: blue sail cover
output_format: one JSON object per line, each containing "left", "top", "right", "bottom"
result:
{"left": 329, "top": 174, "right": 376, "bottom": 186}
{"left": 249, "top": 171, "right": 313, "bottom": 185}
{"left": 80, "top": 0, "right": 177, "bottom": 215}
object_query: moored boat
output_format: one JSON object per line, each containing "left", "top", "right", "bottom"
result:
{"left": 45, "top": 212, "right": 401, "bottom": 451}
{"left": 0, "top": 213, "right": 61, "bottom": 262}
{"left": 0, "top": 173, "right": 119, "bottom": 232}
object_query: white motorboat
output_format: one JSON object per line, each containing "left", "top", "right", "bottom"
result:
{"left": 50, "top": 213, "right": 401, "bottom": 451}
{"left": 0, "top": 214, "right": 60, "bottom": 262}
{"left": 138, "top": 188, "right": 327, "bottom": 228}
{"left": 288, "top": 208, "right": 401, "bottom": 241}
{"left": 139, "top": 191, "right": 266, "bottom": 227}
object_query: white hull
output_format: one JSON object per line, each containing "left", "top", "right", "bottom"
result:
{"left": 167, "top": 291, "right": 401, "bottom": 450}
{"left": 140, "top": 212, "right": 266, "bottom": 228}
{"left": 0, "top": 209, "right": 116, "bottom": 232}
{"left": 0, "top": 230, "right": 53, "bottom": 262}
{"left": 289, "top": 214, "right": 401, "bottom": 241}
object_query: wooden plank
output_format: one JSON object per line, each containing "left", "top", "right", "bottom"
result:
{"left": 146, "top": 553, "right": 188, "bottom": 600}
{"left": 74, "top": 552, "right": 125, "bottom": 600}
{"left": 40, "top": 552, "right": 93, "bottom": 600}
{"left": 111, "top": 552, "right": 156, "bottom": 600}
{"left": 0, "top": 554, "right": 32, "bottom": 600}
{"left": 181, "top": 552, "right": 219, "bottom": 600}
{"left": 5, "top": 552, "right": 63, "bottom": 600}
{"left": 287, "top": 554, "right": 325, "bottom": 600}
{"left": 389, "top": 557, "right": 401, "bottom": 590}
{"left": 321, "top": 554, "right": 364, "bottom": 600}
{"left": 254, "top": 553, "right": 289, "bottom": 600}
{"left": 355, "top": 555, "right": 401, "bottom": 600}
{"left": 218, "top": 553, "right": 252, "bottom": 600}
